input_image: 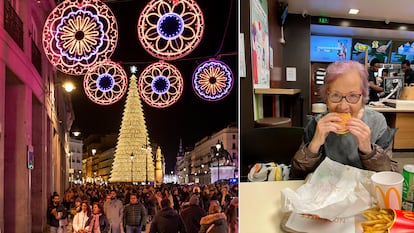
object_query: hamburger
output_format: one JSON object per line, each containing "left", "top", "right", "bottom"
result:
{"left": 335, "top": 112, "right": 351, "bottom": 135}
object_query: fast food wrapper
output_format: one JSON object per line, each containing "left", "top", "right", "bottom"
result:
{"left": 281, "top": 157, "right": 375, "bottom": 221}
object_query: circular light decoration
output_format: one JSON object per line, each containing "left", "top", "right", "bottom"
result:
{"left": 83, "top": 60, "right": 128, "bottom": 105}
{"left": 192, "top": 60, "right": 234, "bottom": 101}
{"left": 138, "top": 62, "right": 183, "bottom": 108}
{"left": 137, "top": 0, "right": 204, "bottom": 60}
{"left": 42, "top": 0, "right": 118, "bottom": 75}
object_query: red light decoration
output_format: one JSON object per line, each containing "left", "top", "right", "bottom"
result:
{"left": 138, "top": 62, "right": 183, "bottom": 108}
{"left": 83, "top": 60, "right": 128, "bottom": 105}
{"left": 42, "top": 0, "right": 118, "bottom": 75}
{"left": 192, "top": 60, "right": 234, "bottom": 101}
{"left": 137, "top": 0, "right": 204, "bottom": 60}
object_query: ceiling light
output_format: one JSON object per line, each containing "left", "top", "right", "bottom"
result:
{"left": 348, "top": 9, "right": 359, "bottom": 15}
{"left": 399, "top": 25, "right": 408, "bottom": 30}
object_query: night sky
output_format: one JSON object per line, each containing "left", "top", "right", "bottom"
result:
{"left": 69, "top": 0, "right": 238, "bottom": 172}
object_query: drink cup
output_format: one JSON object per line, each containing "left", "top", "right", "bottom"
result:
{"left": 371, "top": 171, "right": 404, "bottom": 209}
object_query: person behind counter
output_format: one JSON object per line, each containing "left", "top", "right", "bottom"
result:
{"left": 367, "top": 58, "right": 383, "bottom": 102}
{"left": 290, "top": 60, "right": 397, "bottom": 179}
{"left": 401, "top": 59, "right": 414, "bottom": 84}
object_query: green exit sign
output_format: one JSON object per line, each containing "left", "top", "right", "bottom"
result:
{"left": 318, "top": 17, "right": 329, "bottom": 24}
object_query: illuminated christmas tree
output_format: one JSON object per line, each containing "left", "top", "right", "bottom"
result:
{"left": 110, "top": 70, "right": 155, "bottom": 183}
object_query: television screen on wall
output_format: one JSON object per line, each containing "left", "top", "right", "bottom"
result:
{"left": 310, "top": 35, "right": 352, "bottom": 63}
{"left": 351, "top": 39, "right": 392, "bottom": 64}
{"left": 390, "top": 41, "right": 414, "bottom": 64}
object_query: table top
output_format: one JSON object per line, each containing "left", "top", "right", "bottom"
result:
{"left": 239, "top": 180, "right": 304, "bottom": 233}
{"left": 366, "top": 105, "right": 414, "bottom": 113}
{"left": 254, "top": 88, "right": 301, "bottom": 95}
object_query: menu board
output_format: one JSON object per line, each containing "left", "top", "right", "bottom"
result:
{"left": 351, "top": 39, "right": 392, "bottom": 64}
{"left": 310, "top": 36, "right": 352, "bottom": 63}
{"left": 250, "top": 0, "right": 270, "bottom": 88}
{"left": 390, "top": 41, "right": 414, "bottom": 64}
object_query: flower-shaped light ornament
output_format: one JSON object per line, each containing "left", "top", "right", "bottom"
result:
{"left": 42, "top": 0, "right": 118, "bottom": 75}
{"left": 138, "top": 62, "right": 183, "bottom": 108}
{"left": 137, "top": 0, "right": 204, "bottom": 60}
{"left": 192, "top": 60, "right": 234, "bottom": 101}
{"left": 83, "top": 60, "right": 128, "bottom": 105}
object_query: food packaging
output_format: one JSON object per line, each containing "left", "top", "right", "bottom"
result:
{"left": 358, "top": 208, "right": 414, "bottom": 233}
{"left": 281, "top": 157, "right": 375, "bottom": 220}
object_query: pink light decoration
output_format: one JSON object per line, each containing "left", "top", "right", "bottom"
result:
{"left": 42, "top": 0, "right": 118, "bottom": 75}
{"left": 137, "top": 0, "right": 204, "bottom": 60}
{"left": 192, "top": 60, "right": 234, "bottom": 101}
{"left": 138, "top": 62, "right": 183, "bottom": 108}
{"left": 83, "top": 60, "right": 128, "bottom": 105}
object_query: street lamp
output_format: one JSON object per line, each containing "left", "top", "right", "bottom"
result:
{"left": 130, "top": 153, "right": 134, "bottom": 183}
{"left": 142, "top": 137, "right": 151, "bottom": 184}
{"left": 215, "top": 140, "right": 222, "bottom": 182}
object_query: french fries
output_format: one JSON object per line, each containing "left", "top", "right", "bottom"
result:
{"left": 360, "top": 208, "right": 394, "bottom": 233}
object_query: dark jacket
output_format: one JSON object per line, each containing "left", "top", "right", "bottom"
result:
{"left": 199, "top": 213, "right": 228, "bottom": 233}
{"left": 150, "top": 207, "right": 186, "bottom": 233}
{"left": 124, "top": 202, "right": 147, "bottom": 227}
{"left": 180, "top": 205, "right": 207, "bottom": 233}
{"left": 47, "top": 203, "right": 68, "bottom": 227}
{"left": 85, "top": 214, "right": 110, "bottom": 233}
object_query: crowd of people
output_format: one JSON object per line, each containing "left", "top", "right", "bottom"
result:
{"left": 47, "top": 182, "right": 238, "bottom": 233}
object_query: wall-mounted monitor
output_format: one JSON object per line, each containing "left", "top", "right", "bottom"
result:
{"left": 384, "top": 76, "right": 404, "bottom": 99}
{"left": 310, "top": 35, "right": 352, "bottom": 63}
{"left": 390, "top": 41, "right": 414, "bottom": 64}
{"left": 351, "top": 39, "right": 392, "bottom": 64}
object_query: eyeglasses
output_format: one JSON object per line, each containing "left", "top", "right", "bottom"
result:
{"left": 328, "top": 93, "right": 362, "bottom": 104}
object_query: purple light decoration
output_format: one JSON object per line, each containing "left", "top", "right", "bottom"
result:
{"left": 83, "top": 60, "right": 128, "bottom": 105}
{"left": 138, "top": 62, "right": 183, "bottom": 108}
{"left": 192, "top": 60, "right": 234, "bottom": 101}
{"left": 137, "top": 0, "right": 204, "bottom": 60}
{"left": 152, "top": 75, "right": 171, "bottom": 94}
{"left": 55, "top": 10, "right": 104, "bottom": 62}
{"left": 156, "top": 13, "right": 184, "bottom": 40}
{"left": 96, "top": 73, "right": 115, "bottom": 92}
{"left": 42, "top": 0, "right": 118, "bottom": 75}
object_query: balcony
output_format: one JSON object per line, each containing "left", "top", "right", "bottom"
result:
{"left": 4, "top": 0, "right": 23, "bottom": 49}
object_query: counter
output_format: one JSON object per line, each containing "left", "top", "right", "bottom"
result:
{"left": 239, "top": 180, "right": 303, "bottom": 233}
{"left": 367, "top": 105, "right": 414, "bottom": 149}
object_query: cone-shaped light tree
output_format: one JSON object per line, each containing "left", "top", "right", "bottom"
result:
{"left": 110, "top": 73, "right": 155, "bottom": 183}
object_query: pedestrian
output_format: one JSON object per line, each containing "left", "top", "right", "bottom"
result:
{"left": 70, "top": 197, "right": 83, "bottom": 218}
{"left": 199, "top": 200, "right": 228, "bottom": 233}
{"left": 180, "top": 194, "right": 207, "bottom": 233}
{"left": 73, "top": 200, "right": 92, "bottom": 233}
{"left": 124, "top": 193, "right": 148, "bottom": 233}
{"left": 47, "top": 193, "right": 69, "bottom": 233}
{"left": 149, "top": 198, "right": 186, "bottom": 233}
{"left": 225, "top": 198, "right": 238, "bottom": 233}
{"left": 86, "top": 203, "right": 110, "bottom": 233}
{"left": 103, "top": 190, "right": 124, "bottom": 233}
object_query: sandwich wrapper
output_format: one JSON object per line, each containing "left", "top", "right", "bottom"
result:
{"left": 280, "top": 158, "right": 375, "bottom": 232}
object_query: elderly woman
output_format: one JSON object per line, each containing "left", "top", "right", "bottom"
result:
{"left": 290, "top": 61, "right": 397, "bottom": 179}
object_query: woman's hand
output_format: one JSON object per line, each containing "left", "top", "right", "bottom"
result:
{"left": 308, "top": 113, "right": 343, "bottom": 153}
{"left": 346, "top": 109, "right": 372, "bottom": 154}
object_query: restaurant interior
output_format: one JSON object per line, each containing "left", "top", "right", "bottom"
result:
{"left": 239, "top": 0, "right": 414, "bottom": 232}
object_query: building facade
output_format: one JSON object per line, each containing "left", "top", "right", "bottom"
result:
{"left": 176, "top": 125, "right": 238, "bottom": 185}
{"left": 0, "top": 1, "right": 73, "bottom": 232}
{"left": 69, "top": 137, "right": 83, "bottom": 184}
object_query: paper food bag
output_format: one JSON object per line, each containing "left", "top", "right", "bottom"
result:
{"left": 281, "top": 157, "right": 375, "bottom": 221}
